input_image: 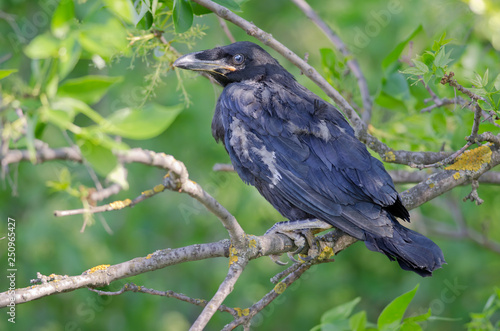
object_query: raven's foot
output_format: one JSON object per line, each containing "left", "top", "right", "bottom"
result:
{"left": 265, "top": 219, "right": 332, "bottom": 265}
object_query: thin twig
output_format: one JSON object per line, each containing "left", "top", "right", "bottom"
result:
{"left": 89, "top": 283, "right": 239, "bottom": 317}
{"left": 441, "top": 72, "right": 490, "bottom": 104}
{"left": 420, "top": 97, "right": 467, "bottom": 113}
{"left": 290, "top": 0, "right": 373, "bottom": 123}
{"left": 411, "top": 141, "right": 472, "bottom": 169}
{"left": 463, "top": 179, "right": 484, "bottom": 205}
{"left": 90, "top": 183, "right": 124, "bottom": 202}
{"left": 217, "top": 16, "right": 236, "bottom": 43}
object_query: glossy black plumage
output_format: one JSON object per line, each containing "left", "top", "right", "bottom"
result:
{"left": 174, "top": 41, "right": 445, "bottom": 276}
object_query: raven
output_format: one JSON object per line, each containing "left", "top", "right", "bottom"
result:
{"left": 173, "top": 41, "right": 445, "bottom": 276}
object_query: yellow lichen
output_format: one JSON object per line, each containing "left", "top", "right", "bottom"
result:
{"left": 274, "top": 282, "right": 287, "bottom": 294}
{"left": 234, "top": 307, "right": 250, "bottom": 317}
{"left": 146, "top": 253, "right": 154, "bottom": 259}
{"left": 445, "top": 145, "right": 492, "bottom": 171}
{"left": 248, "top": 238, "right": 257, "bottom": 248}
{"left": 453, "top": 172, "right": 461, "bottom": 180}
{"left": 153, "top": 184, "right": 165, "bottom": 193}
{"left": 109, "top": 199, "right": 131, "bottom": 210}
{"left": 87, "top": 264, "right": 110, "bottom": 274}
{"left": 141, "top": 189, "right": 154, "bottom": 197}
{"left": 384, "top": 151, "right": 396, "bottom": 162}
{"left": 229, "top": 246, "right": 238, "bottom": 265}
{"left": 297, "top": 254, "right": 308, "bottom": 263}
{"left": 318, "top": 246, "right": 334, "bottom": 260}
{"left": 429, "top": 183, "right": 435, "bottom": 188}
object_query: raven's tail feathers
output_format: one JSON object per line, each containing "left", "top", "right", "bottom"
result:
{"left": 364, "top": 222, "right": 446, "bottom": 277}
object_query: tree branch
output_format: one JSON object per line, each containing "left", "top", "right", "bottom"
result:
{"left": 290, "top": 0, "right": 373, "bottom": 123}
{"left": 89, "top": 283, "right": 239, "bottom": 318}
{"left": 192, "top": 261, "right": 247, "bottom": 330}
{"left": 400, "top": 144, "right": 500, "bottom": 210}
{"left": 0, "top": 240, "right": 230, "bottom": 307}
{"left": 0, "top": 230, "right": 353, "bottom": 308}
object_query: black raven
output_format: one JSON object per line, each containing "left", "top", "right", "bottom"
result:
{"left": 173, "top": 41, "right": 445, "bottom": 276}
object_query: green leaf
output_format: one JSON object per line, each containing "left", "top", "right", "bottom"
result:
{"left": 58, "top": 75, "right": 123, "bottom": 104}
{"left": 213, "top": 0, "right": 242, "bottom": 11}
{"left": 433, "top": 46, "right": 453, "bottom": 68}
{"left": 103, "top": 0, "right": 135, "bottom": 24}
{"left": 321, "top": 297, "right": 361, "bottom": 324}
{"left": 468, "top": 88, "right": 488, "bottom": 98}
{"left": 413, "top": 60, "right": 429, "bottom": 74}
{"left": 78, "top": 19, "right": 129, "bottom": 60}
{"left": 382, "top": 25, "right": 423, "bottom": 70}
{"left": 24, "top": 33, "right": 60, "bottom": 59}
{"left": 403, "top": 308, "right": 432, "bottom": 324}
{"left": 173, "top": 0, "right": 193, "bottom": 33}
{"left": 471, "top": 72, "right": 483, "bottom": 88}
{"left": 383, "top": 72, "right": 410, "bottom": 101}
{"left": 482, "top": 69, "right": 489, "bottom": 87}
{"left": 0, "top": 69, "right": 17, "bottom": 80}
{"left": 51, "top": 0, "right": 74, "bottom": 38}
{"left": 493, "top": 74, "right": 500, "bottom": 91}
{"left": 136, "top": 9, "right": 154, "bottom": 29}
{"left": 432, "top": 31, "right": 452, "bottom": 52}
{"left": 421, "top": 52, "right": 435, "bottom": 66}
{"left": 377, "top": 284, "right": 420, "bottom": 331}
{"left": 100, "top": 103, "right": 183, "bottom": 139}
{"left": 400, "top": 60, "right": 429, "bottom": 78}
{"left": 191, "top": 2, "right": 212, "bottom": 15}
{"left": 434, "top": 67, "right": 445, "bottom": 80}
{"left": 79, "top": 138, "right": 118, "bottom": 176}
{"left": 48, "top": 97, "right": 107, "bottom": 128}
{"left": 58, "top": 36, "right": 82, "bottom": 79}
{"left": 349, "top": 310, "right": 367, "bottom": 331}
{"left": 400, "top": 322, "right": 422, "bottom": 331}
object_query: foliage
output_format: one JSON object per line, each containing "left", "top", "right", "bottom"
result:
{"left": 311, "top": 285, "right": 434, "bottom": 331}
{"left": 0, "top": 0, "right": 499, "bottom": 330}
{"left": 467, "top": 288, "right": 500, "bottom": 330}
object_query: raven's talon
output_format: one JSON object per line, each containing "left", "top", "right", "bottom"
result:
{"left": 270, "top": 254, "right": 288, "bottom": 266}
{"left": 298, "top": 253, "right": 314, "bottom": 262}
{"left": 287, "top": 252, "right": 302, "bottom": 263}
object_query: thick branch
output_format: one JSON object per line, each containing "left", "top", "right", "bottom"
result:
{"left": 0, "top": 231, "right": 352, "bottom": 307}
{"left": 388, "top": 169, "right": 500, "bottom": 185}
{"left": 0, "top": 240, "right": 230, "bottom": 307}
{"left": 400, "top": 144, "right": 500, "bottom": 210}
{"left": 1, "top": 146, "right": 82, "bottom": 166}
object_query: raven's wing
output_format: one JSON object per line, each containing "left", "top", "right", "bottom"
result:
{"left": 217, "top": 80, "right": 406, "bottom": 239}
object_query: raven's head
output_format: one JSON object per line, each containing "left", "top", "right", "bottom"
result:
{"left": 173, "top": 41, "right": 292, "bottom": 86}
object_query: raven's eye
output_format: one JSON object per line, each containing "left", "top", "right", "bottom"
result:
{"left": 233, "top": 54, "right": 245, "bottom": 64}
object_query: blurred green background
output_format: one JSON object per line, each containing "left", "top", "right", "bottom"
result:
{"left": 0, "top": 0, "right": 499, "bottom": 330}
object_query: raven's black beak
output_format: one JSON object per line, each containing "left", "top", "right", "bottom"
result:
{"left": 173, "top": 52, "right": 236, "bottom": 74}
